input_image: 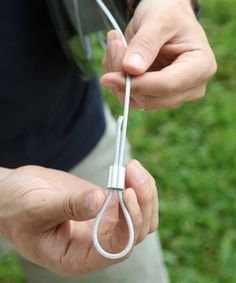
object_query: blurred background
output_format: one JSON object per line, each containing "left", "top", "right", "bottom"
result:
{"left": 0, "top": 0, "right": 235, "bottom": 282}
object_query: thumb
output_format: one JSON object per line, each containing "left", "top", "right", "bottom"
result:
{"left": 43, "top": 188, "right": 105, "bottom": 227}
{"left": 123, "top": 25, "right": 163, "bottom": 75}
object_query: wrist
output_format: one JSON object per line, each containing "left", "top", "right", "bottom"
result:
{"left": 128, "top": 0, "right": 200, "bottom": 18}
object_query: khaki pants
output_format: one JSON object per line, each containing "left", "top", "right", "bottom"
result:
{"left": 0, "top": 107, "right": 169, "bottom": 283}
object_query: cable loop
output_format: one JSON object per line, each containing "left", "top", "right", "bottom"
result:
{"left": 92, "top": 0, "right": 134, "bottom": 260}
{"left": 92, "top": 189, "right": 134, "bottom": 260}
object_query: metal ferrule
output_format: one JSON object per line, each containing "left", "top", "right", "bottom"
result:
{"left": 107, "top": 165, "right": 125, "bottom": 191}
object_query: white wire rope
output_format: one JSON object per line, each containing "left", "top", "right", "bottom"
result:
{"left": 92, "top": 0, "right": 134, "bottom": 260}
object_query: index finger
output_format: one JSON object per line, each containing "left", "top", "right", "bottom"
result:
{"left": 101, "top": 48, "right": 216, "bottom": 99}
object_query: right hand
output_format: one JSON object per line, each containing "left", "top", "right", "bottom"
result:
{"left": 0, "top": 160, "right": 158, "bottom": 276}
{"left": 101, "top": 0, "right": 217, "bottom": 110}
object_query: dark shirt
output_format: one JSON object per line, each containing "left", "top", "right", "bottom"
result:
{"left": 0, "top": 0, "right": 105, "bottom": 171}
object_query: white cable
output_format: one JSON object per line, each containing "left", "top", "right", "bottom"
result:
{"left": 92, "top": 0, "right": 134, "bottom": 260}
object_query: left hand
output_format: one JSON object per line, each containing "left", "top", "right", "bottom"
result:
{"left": 0, "top": 160, "right": 158, "bottom": 276}
{"left": 101, "top": 0, "right": 217, "bottom": 110}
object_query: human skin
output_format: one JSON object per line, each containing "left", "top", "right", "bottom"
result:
{"left": 0, "top": 160, "right": 158, "bottom": 276}
{"left": 101, "top": 0, "right": 217, "bottom": 110}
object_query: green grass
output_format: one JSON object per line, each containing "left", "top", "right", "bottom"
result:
{"left": 0, "top": 254, "right": 24, "bottom": 283}
{"left": 1, "top": 1, "right": 236, "bottom": 282}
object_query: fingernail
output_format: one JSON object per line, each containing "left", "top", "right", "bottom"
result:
{"left": 131, "top": 160, "right": 148, "bottom": 185}
{"left": 125, "top": 53, "right": 145, "bottom": 69}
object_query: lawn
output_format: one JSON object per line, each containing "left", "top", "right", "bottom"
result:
{"left": 0, "top": 0, "right": 236, "bottom": 282}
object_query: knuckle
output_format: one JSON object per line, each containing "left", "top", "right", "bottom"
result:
{"left": 63, "top": 192, "right": 78, "bottom": 219}
{"left": 147, "top": 190, "right": 153, "bottom": 203}
{"left": 140, "top": 190, "right": 153, "bottom": 207}
{"left": 165, "top": 80, "right": 180, "bottom": 96}
{"left": 137, "top": 34, "right": 156, "bottom": 54}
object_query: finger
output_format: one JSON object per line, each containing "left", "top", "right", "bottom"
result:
{"left": 122, "top": 188, "right": 143, "bottom": 243}
{"left": 140, "top": 50, "right": 216, "bottom": 97}
{"left": 110, "top": 188, "right": 142, "bottom": 252}
{"left": 23, "top": 169, "right": 107, "bottom": 228}
{"left": 150, "top": 181, "right": 159, "bottom": 233}
{"left": 103, "top": 30, "right": 125, "bottom": 72}
{"left": 101, "top": 73, "right": 206, "bottom": 111}
{"left": 107, "top": 29, "right": 123, "bottom": 43}
{"left": 103, "top": 30, "right": 119, "bottom": 72}
{"left": 125, "top": 160, "right": 156, "bottom": 243}
{"left": 105, "top": 31, "right": 114, "bottom": 72}
{"left": 100, "top": 72, "right": 124, "bottom": 94}
{"left": 32, "top": 189, "right": 105, "bottom": 232}
{"left": 110, "top": 40, "right": 126, "bottom": 72}
{"left": 129, "top": 83, "right": 206, "bottom": 110}
{"left": 102, "top": 33, "right": 111, "bottom": 72}
{"left": 102, "top": 46, "right": 216, "bottom": 95}
{"left": 102, "top": 52, "right": 109, "bottom": 72}
{"left": 7, "top": 166, "right": 106, "bottom": 234}
{"left": 60, "top": 189, "right": 105, "bottom": 222}
{"left": 123, "top": 24, "right": 165, "bottom": 75}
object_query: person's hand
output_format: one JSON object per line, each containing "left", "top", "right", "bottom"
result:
{"left": 0, "top": 160, "right": 158, "bottom": 276}
{"left": 101, "top": 0, "right": 217, "bottom": 110}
